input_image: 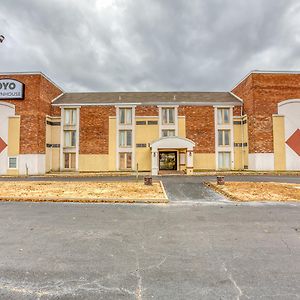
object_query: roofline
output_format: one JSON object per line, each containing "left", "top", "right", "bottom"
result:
{"left": 231, "top": 70, "right": 300, "bottom": 91}
{"left": 0, "top": 71, "right": 64, "bottom": 93}
{"left": 52, "top": 101, "right": 242, "bottom": 107}
{"left": 229, "top": 91, "right": 243, "bottom": 103}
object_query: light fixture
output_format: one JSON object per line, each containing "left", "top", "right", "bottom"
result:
{"left": 0, "top": 35, "right": 5, "bottom": 43}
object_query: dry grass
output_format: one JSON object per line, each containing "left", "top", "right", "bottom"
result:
{"left": 0, "top": 181, "right": 167, "bottom": 203}
{"left": 208, "top": 181, "right": 300, "bottom": 202}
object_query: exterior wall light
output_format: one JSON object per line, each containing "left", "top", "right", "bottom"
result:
{"left": 0, "top": 35, "right": 5, "bottom": 43}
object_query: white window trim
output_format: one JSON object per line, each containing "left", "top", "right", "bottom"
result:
{"left": 116, "top": 105, "right": 136, "bottom": 170}
{"left": 60, "top": 106, "right": 80, "bottom": 171}
{"left": 158, "top": 105, "right": 178, "bottom": 137}
{"left": 214, "top": 106, "right": 234, "bottom": 170}
{"left": 8, "top": 156, "right": 18, "bottom": 169}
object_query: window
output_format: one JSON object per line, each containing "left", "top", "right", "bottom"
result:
{"left": 8, "top": 157, "right": 17, "bottom": 169}
{"left": 64, "top": 131, "right": 76, "bottom": 147}
{"left": 64, "top": 109, "right": 77, "bottom": 125}
{"left": 162, "top": 129, "right": 176, "bottom": 137}
{"left": 218, "top": 130, "right": 230, "bottom": 146}
{"left": 217, "top": 108, "right": 230, "bottom": 125}
{"left": 218, "top": 152, "right": 231, "bottom": 169}
{"left": 119, "top": 152, "right": 132, "bottom": 170}
{"left": 64, "top": 153, "right": 76, "bottom": 169}
{"left": 119, "top": 108, "right": 132, "bottom": 125}
{"left": 162, "top": 108, "right": 175, "bottom": 124}
{"left": 119, "top": 130, "right": 132, "bottom": 147}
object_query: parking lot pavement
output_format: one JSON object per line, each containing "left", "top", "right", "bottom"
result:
{"left": 0, "top": 201, "right": 299, "bottom": 299}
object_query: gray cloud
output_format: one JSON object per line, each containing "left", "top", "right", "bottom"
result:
{"left": 1, "top": 0, "right": 300, "bottom": 92}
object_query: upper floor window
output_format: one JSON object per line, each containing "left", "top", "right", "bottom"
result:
{"left": 119, "top": 130, "right": 132, "bottom": 147}
{"left": 64, "top": 131, "right": 76, "bottom": 147}
{"left": 217, "top": 108, "right": 230, "bottom": 125}
{"left": 162, "top": 129, "right": 175, "bottom": 137}
{"left": 119, "top": 108, "right": 132, "bottom": 125}
{"left": 218, "top": 129, "right": 230, "bottom": 146}
{"left": 162, "top": 108, "right": 175, "bottom": 125}
{"left": 64, "top": 109, "right": 77, "bottom": 125}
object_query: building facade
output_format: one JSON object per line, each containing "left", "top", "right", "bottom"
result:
{"left": 0, "top": 71, "right": 300, "bottom": 175}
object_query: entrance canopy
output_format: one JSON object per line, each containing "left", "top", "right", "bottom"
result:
{"left": 150, "top": 137, "right": 195, "bottom": 175}
{"left": 150, "top": 136, "right": 195, "bottom": 151}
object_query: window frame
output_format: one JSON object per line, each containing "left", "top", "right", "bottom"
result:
{"left": 161, "top": 107, "right": 175, "bottom": 125}
{"left": 218, "top": 151, "right": 231, "bottom": 170}
{"left": 64, "top": 152, "right": 76, "bottom": 169}
{"left": 119, "top": 108, "right": 133, "bottom": 125}
{"left": 64, "top": 108, "right": 77, "bottom": 126}
{"left": 64, "top": 130, "right": 76, "bottom": 147}
{"left": 119, "top": 152, "right": 132, "bottom": 170}
{"left": 119, "top": 130, "right": 132, "bottom": 147}
{"left": 217, "top": 108, "right": 230, "bottom": 125}
{"left": 162, "top": 129, "right": 176, "bottom": 137}
{"left": 8, "top": 157, "right": 18, "bottom": 169}
{"left": 218, "top": 129, "right": 230, "bottom": 146}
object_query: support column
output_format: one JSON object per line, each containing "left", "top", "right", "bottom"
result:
{"left": 186, "top": 149, "right": 194, "bottom": 175}
{"left": 151, "top": 150, "right": 159, "bottom": 175}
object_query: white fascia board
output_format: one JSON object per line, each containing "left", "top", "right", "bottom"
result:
{"left": 229, "top": 91, "right": 244, "bottom": 103}
{"left": 52, "top": 101, "right": 242, "bottom": 107}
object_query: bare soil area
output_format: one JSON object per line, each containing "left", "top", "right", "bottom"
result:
{"left": 208, "top": 181, "right": 300, "bottom": 202}
{"left": 0, "top": 181, "right": 167, "bottom": 203}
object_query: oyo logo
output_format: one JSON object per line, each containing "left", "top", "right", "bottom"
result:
{"left": 0, "top": 81, "right": 17, "bottom": 90}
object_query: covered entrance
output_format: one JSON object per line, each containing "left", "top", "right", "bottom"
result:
{"left": 150, "top": 137, "right": 195, "bottom": 175}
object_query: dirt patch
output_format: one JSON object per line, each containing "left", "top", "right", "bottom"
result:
{"left": 207, "top": 182, "right": 300, "bottom": 202}
{"left": 0, "top": 181, "right": 167, "bottom": 203}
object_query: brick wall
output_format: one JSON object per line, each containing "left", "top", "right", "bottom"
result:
{"left": 79, "top": 106, "right": 116, "bottom": 154}
{"left": 135, "top": 105, "right": 158, "bottom": 116}
{"left": 0, "top": 74, "right": 62, "bottom": 154}
{"left": 179, "top": 106, "right": 215, "bottom": 153}
{"left": 233, "top": 73, "right": 300, "bottom": 153}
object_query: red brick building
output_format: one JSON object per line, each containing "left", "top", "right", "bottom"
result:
{"left": 0, "top": 71, "right": 299, "bottom": 175}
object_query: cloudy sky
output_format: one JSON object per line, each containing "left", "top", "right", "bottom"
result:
{"left": 0, "top": 0, "right": 300, "bottom": 92}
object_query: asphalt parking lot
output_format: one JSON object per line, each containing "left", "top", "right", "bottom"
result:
{"left": 0, "top": 200, "right": 300, "bottom": 299}
{"left": 0, "top": 175, "right": 300, "bottom": 299}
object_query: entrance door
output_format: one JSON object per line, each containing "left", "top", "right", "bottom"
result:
{"left": 159, "top": 151, "right": 177, "bottom": 170}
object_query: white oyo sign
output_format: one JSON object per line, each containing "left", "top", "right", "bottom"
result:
{"left": 0, "top": 79, "right": 24, "bottom": 99}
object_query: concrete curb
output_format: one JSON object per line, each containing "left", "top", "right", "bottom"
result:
{"left": 159, "top": 180, "right": 169, "bottom": 201}
{"left": 0, "top": 196, "right": 168, "bottom": 204}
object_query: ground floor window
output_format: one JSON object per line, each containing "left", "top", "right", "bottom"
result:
{"left": 218, "top": 152, "right": 231, "bottom": 169}
{"left": 162, "top": 129, "right": 175, "bottom": 137}
{"left": 119, "top": 152, "right": 132, "bottom": 170}
{"left": 8, "top": 157, "right": 17, "bottom": 169}
{"left": 64, "top": 153, "right": 76, "bottom": 169}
